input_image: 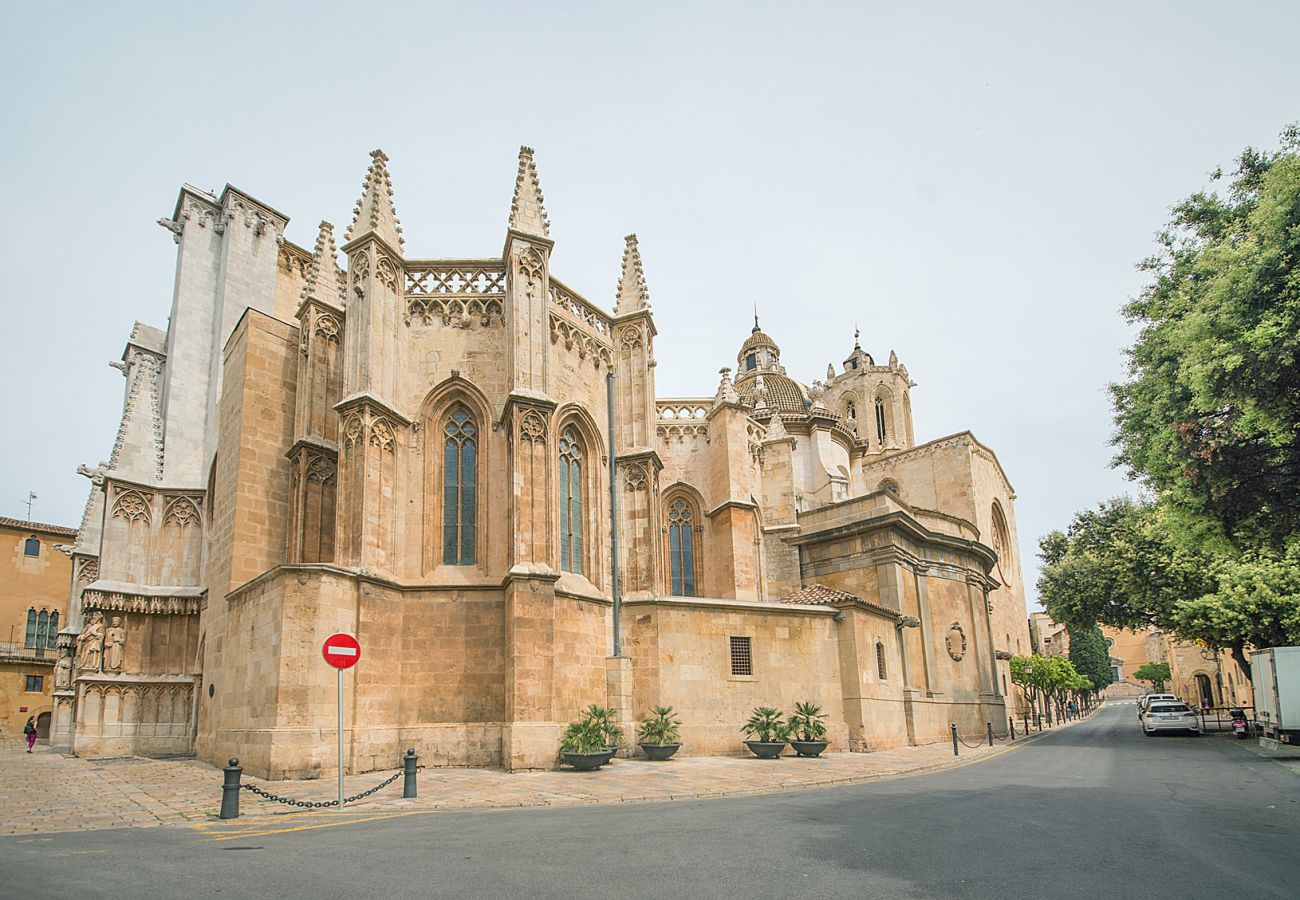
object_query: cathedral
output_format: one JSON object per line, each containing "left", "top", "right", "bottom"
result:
{"left": 55, "top": 148, "right": 1031, "bottom": 776}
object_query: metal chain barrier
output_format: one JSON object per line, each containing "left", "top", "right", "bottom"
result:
{"left": 954, "top": 731, "right": 986, "bottom": 750}
{"left": 219, "top": 750, "right": 427, "bottom": 819}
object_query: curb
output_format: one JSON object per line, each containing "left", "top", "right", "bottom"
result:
{"left": 216, "top": 712, "right": 1099, "bottom": 824}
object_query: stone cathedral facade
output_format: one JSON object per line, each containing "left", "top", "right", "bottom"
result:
{"left": 56, "top": 148, "right": 1031, "bottom": 776}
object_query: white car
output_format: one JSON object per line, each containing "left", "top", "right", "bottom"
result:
{"left": 1142, "top": 702, "right": 1201, "bottom": 736}
{"left": 1137, "top": 693, "right": 1179, "bottom": 718}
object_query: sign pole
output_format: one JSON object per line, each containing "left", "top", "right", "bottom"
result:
{"left": 321, "top": 631, "right": 360, "bottom": 811}
{"left": 337, "top": 665, "right": 344, "bottom": 810}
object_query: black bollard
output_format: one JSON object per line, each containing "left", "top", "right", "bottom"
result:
{"left": 950, "top": 724, "right": 959, "bottom": 756}
{"left": 1009, "top": 716, "right": 1016, "bottom": 740}
{"left": 220, "top": 758, "right": 242, "bottom": 820}
{"left": 1023, "top": 712, "right": 1030, "bottom": 736}
{"left": 987, "top": 722, "right": 994, "bottom": 746}
{"left": 403, "top": 748, "right": 418, "bottom": 799}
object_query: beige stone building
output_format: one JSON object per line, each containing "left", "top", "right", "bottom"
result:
{"left": 1100, "top": 625, "right": 1250, "bottom": 707}
{"left": 57, "top": 148, "right": 1031, "bottom": 776}
{"left": 0, "top": 516, "right": 76, "bottom": 742}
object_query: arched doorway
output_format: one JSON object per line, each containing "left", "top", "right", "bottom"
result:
{"left": 36, "top": 711, "right": 51, "bottom": 740}
{"left": 1194, "top": 673, "right": 1214, "bottom": 708}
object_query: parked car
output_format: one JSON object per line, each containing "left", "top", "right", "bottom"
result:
{"left": 1137, "top": 694, "right": 1179, "bottom": 718}
{"left": 1142, "top": 702, "right": 1201, "bottom": 736}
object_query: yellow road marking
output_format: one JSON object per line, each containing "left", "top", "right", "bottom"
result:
{"left": 198, "top": 809, "right": 433, "bottom": 841}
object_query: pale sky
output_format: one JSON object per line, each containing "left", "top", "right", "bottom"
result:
{"left": 2, "top": 1, "right": 1296, "bottom": 605}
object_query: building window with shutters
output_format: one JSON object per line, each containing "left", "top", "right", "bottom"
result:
{"left": 441, "top": 406, "right": 478, "bottom": 565}
{"left": 559, "top": 427, "right": 585, "bottom": 574}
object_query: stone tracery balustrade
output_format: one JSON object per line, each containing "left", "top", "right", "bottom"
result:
{"left": 656, "top": 399, "right": 711, "bottom": 421}
{"left": 404, "top": 260, "right": 507, "bottom": 328}
{"left": 548, "top": 278, "right": 611, "bottom": 338}
{"left": 404, "top": 261, "right": 507, "bottom": 296}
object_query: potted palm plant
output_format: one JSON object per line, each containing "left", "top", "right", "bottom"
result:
{"left": 637, "top": 706, "right": 682, "bottom": 760}
{"left": 560, "top": 718, "right": 612, "bottom": 771}
{"left": 584, "top": 704, "right": 625, "bottom": 755}
{"left": 787, "top": 701, "right": 830, "bottom": 757}
{"left": 741, "top": 706, "right": 789, "bottom": 759}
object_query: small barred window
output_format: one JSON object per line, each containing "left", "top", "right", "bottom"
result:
{"left": 876, "top": 641, "right": 887, "bottom": 680}
{"left": 729, "top": 636, "right": 753, "bottom": 676}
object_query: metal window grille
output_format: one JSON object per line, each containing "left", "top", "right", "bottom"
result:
{"left": 729, "top": 636, "right": 753, "bottom": 676}
{"left": 876, "top": 642, "right": 887, "bottom": 680}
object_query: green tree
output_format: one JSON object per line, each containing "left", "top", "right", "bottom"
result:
{"left": 1038, "top": 497, "right": 1216, "bottom": 633}
{"left": 1038, "top": 497, "right": 1300, "bottom": 676}
{"left": 1111, "top": 125, "right": 1300, "bottom": 551}
{"left": 1067, "top": 624, "right": 1113, "bottom": 695}
{"left": 1132, "top": 661, "right": 1171, "bottom": 693}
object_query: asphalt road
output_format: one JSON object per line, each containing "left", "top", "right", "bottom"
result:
{"left": 2, "top": 703, "right": 1297, "bottom": 899}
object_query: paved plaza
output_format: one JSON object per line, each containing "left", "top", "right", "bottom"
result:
{"left": 0, "top": 722, "right": 1077, "bottom": 836}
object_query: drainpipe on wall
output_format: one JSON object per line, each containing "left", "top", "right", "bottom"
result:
{"left": 607, "top": 370, "right": 621, "bottom": 658}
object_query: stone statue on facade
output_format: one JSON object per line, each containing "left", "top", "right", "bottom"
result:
{"left": 77, "top": 612, "right": 105, "bottom": 671}
{"left": 54, "top": 652, "right": 74, "bottom": 690}
{"left": 103, "top": 616, "right": 127, "bottom": 672}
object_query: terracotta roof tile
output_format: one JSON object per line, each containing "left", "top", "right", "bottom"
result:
{"left": 780, "top": 584, "right": 859, "bottom": 606}
{"left": 0, "top": 516, "right": 78, "bottom": 537}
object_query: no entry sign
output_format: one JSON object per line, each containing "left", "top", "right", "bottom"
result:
{"left": 322, "top": 633, "right": 361, "bottom": 669}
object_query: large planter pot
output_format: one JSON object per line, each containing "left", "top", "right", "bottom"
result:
{"left": 790, "top": 740, "right": 829, "bottom": 758}
{"left": 562, "top": 751, "right": 610, "bottom": 771}
{"left": 744, "top": 740, "right": 786, "bottom": 759}
{"left": 639, "top": 742, "right": 682, "bottom": 761}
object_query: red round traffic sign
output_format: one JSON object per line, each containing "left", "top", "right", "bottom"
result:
{"left": 322, "top": 633, "right": 361, "bottom": 669}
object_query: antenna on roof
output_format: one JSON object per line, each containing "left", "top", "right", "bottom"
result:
{"left": 21, "top": 491, "right": 36, "bottom": 520}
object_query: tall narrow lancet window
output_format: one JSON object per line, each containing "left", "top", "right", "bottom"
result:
{"left": 559, "top": 427, "right": 584, "bottom": 574}
{"left": 35, "top": 610, "right": 49, "bottom": 650}
{"left": 667, "top": 498, "right": 696, "bottom": 596}
{"left": 875, "top": 396, "right": 888, "bottom": 445}
{"left": 441, "top": 407, "right": 478, "bottom": 565}
{"left": 46, "top": 611, "right": 59, "bottom": 648}
{"left": 24, "top": 609, "right": 37, "bottom": 648}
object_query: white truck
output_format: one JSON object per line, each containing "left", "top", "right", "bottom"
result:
{"left": 1250, "top": 646, "right": 1300, "bottom": 749}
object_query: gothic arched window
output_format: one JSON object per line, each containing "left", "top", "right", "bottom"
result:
{"left": 441, "top": 407, "right": 478, "bottom": 565}
{"left": 46, "top": 611, "right": 59, "bottom": 648}
{"left": 24, "top": 536, "right": 40, "bottom": 557}
{"left": 35, "top": 610, "right": 49, "bottom": 650}
{"left": 24, "top": 608, "right": 37, "bottom": 648}
{"left": 667, "top": 498, "right": 697, "bottom": 596}
{"left": 559, "top": 427, "right": 584, "bottom": 574}
{"left": 875, "top": 396, "right": 888, "bottom": 445}
{"left": 845, "top": 400, "right": 857, "bottom": 422}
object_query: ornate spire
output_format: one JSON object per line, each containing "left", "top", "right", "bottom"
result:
{"left": 614, "top": 233, "right": 651, "bottom": 314}
{"left": 345, "top": 149, "right": 404, "bottom": 251}
{"left": 889, "top": 350, "right": 899, "bottom": 369}
{"left": 826, "top": 363, "right": 836, "bottom": 381}
{"left": 300, "top": 221, "right": 347, "bottom": 310}
{"left": 713, "top": 367, "right": 739, "bottom": 408}
{"left": 508, "top": 146, "right": 550, "bottom": 238}
{"left": 763, "top": 412, "right": 789, "bottom": 443}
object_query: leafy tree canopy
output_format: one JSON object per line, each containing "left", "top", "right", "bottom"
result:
{"left": 1111, "top": 125, "right": 1300, "bottom": 551}
{"left": 1039, "top": 497, "right": 1300, "bottom": 673}
{"left": 1133, "top": 661, "right": 1171, "bottom": 691}
{"left": 1068, "top": 624, "right": 1113, "bottom": 692}
{"left": 1038, "top": 497, "right": 1216, "bottom": 632}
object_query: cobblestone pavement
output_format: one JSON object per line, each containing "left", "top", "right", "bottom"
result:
{"left": 0, "top": 721, "right": 1082, "bottom": 837}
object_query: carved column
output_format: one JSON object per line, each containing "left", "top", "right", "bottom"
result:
{"left": 506, "top": 238, "right": 553, "bottom": 396}
{"left": 334, "top": 398, "right": 407, "bottom": 573}
{"left": 504, "top": 396, "right": 556, "bottom": 568}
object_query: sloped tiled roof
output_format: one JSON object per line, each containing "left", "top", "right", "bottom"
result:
{"left": 780, "top": 584, "right": 859, "bottom": 606}
{"left": 0, "top": 516, "right": 77, "bottom": 537}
